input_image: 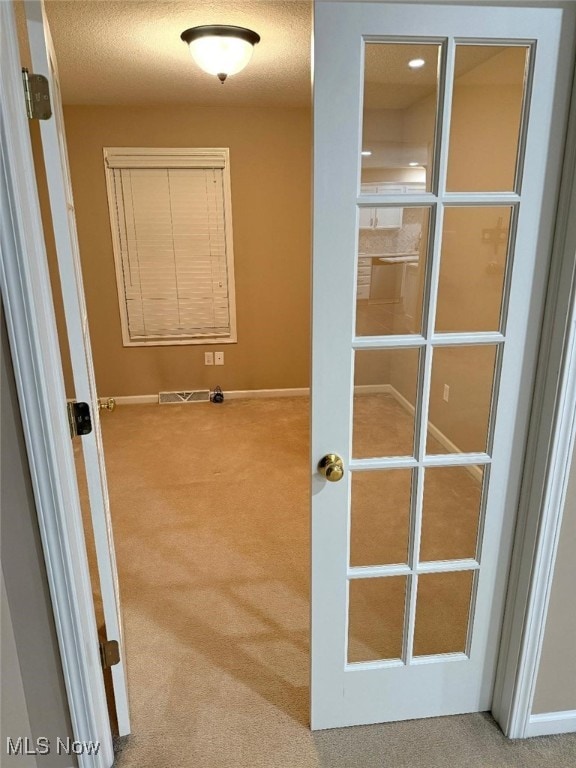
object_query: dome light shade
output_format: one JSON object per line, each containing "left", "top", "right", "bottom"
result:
{"left": 181, "top": 25, "right": 261, "bottom": 82}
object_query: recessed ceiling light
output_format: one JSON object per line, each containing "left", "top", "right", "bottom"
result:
{"left": 408, "top": 58, "right": 426, "bottom": 69}
{"left": 409, "top": 162, "right": 420, "bottom": 167}
{"left": 361, "top": 150, "right": 372, "bottom": 156}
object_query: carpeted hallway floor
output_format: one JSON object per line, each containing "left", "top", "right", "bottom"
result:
{"left": 79, "top": 396, "right": 576, "bottom": 767}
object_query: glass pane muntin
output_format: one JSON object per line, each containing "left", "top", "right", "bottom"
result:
{"left": 349, "top": 36, "right": 529, "bottom": 668}
{"left": 359, "top": 39, "right": 532, "bottom": 195}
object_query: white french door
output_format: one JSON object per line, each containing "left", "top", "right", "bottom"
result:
{"left": 24, "top": 0, "right": 130, "bottom": 735}
{"left": 311, "top": 1, "right": 574, "bottom": 730}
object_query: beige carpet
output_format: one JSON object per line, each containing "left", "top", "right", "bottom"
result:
{"left": 77, "top": 397, "right": 575, "bottom": 767}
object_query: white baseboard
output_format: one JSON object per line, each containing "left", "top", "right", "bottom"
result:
{"left": 524, "top": 710, "right": 576, "bottom": 737}
{"left": 385, "top": 385, "right": 484, "bottom": 483}
{"left": 224, "top": 387, "right": 309, "bottom": 399}
{"left": 110, "top": 388, "right": 309, "bottom": 405}
{"left": 112, "top": 386, "right": 395, "bottom": 402}
{"left": 111, "top": 385, "right": 399, "bottom": 402}
{"left": 110, "top": 395, "right": 158, "bottom": 405}
{"left": 354, "top": 384, "right": 391, "bottom": 395}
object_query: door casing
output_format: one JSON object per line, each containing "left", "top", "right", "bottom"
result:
{"left": 0, "top": 2, "right": 114, "bottom": 766}
{"left": 24, "top": 0, "right": 131, "bottom": 735}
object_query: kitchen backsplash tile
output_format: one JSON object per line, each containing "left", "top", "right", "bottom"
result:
{"left": 359, "top": 207, "right": 424, "bottom": 255}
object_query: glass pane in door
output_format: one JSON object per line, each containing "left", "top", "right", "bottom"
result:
{"left": 413, "top": 570, "right": 475, "bottom": 656}
{"left": 420, "top": 466, "right": 485, "bottom": 561}
{"left": 348, "top": 576, "right": 407, "bottom": 662}
{"left": 357, "top": 207, "right": 431, "bottom": 336}
{"left": 446, "top": 45, "right": 530, "bottom": 192}
{"left": 353, "top": 348, "right": 421, "bottom": 458}
{"left": 435, "top": 207, "right": 513, "bottom": 333}
{"left": 426, "top": 345, "right": 498, "bottom": 455}
{"left": 350, "top": 469, "right": 413, "bottom": 566}
{"left": 361, "top": 43, "right": 441, "bottom": 190}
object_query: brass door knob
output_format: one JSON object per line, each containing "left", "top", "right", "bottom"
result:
{"left": 98, "top": 397, "right": 116, "bottom": 412}
{"left": 318, "top": 453, "right": 344, "bottom": 482}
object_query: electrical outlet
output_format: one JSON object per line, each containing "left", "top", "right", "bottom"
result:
{"left": 204, "top": 352, "right": 214, "bottom": 366}
{"left": 215, "top": 351, "right": 224, "bottom": 366}
{"left": 443, "top": 384, "right": 450, "bottom": 402}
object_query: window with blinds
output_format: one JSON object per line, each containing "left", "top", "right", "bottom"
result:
{"left": 103, "top": 148, "right": 237, "bottom": 346}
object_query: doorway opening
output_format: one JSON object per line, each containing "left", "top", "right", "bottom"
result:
{"left": 63, "top": 31, "right": 510, "bottom": 733}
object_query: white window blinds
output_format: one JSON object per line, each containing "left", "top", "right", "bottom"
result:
{"left": 105, "top": 149, "right": 236, "bottom": 346}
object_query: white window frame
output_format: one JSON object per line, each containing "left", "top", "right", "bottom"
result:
{"left": 103, "top": 147, "right": 238, "bottom": 346}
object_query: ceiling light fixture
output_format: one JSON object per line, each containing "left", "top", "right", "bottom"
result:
{"left": 361, "top": 150, "right": 372, "bottom": 156}
{"left": 408, "top": 58, "right": 426, "bottom": 69}
{"left": 180, "top": 25, "right": 261, "bottom": 83}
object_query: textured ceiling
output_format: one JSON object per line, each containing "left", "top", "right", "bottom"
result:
{"left": 364, "top": 42, "right": 440, "bottom": 110}
{"left": 19, "top": 2, "right": 508, "bottom": 110}
{"left": 364, "top": 43, "right": 508, "bottom": 110}
{"left": 41, "top": 0, "right": 312, "bottom": 107}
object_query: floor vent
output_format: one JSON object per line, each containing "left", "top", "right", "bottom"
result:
{"left": 159, "top": 390, "right": 211, "bottom": 404}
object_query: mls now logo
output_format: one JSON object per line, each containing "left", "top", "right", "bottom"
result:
{"left": 6, "top": 738, "right": 50, "bottom": 756}
{"left": 6, "top": 737, "right": 101, "bottom": 756}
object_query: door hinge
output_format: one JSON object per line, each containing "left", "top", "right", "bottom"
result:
{"left": 99, "top": 640, "right": 121, "bottom": 670}
{"left": 22, "top": 68, "right": 52, "bottom": 120}
{"left": 67, "top": 401, "right": 93, "bottom": 438}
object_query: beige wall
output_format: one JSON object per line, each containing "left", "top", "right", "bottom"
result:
{"left": 61, "top": 105, "right": 311, "bottom": 397}
{"left": 532, "top": 444, "right": 576, "bottom": 714}
{"left": 1, "top": 307, "right": 76, "bottom": 768}
{"left": 1, "top": 577, "right": 36, "bottom": 768}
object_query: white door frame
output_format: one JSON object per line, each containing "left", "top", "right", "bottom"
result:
{"left": 0, "top": 2, "right": 113, "bottom": 766}
{"left": 492, "top": 29, "right": 576, "bottom": 736}
{"left": 25, "top": 0, "right": 131, "bottom": 735}
{"left": 0, "top": 0, "right": 574, "bottom": 748}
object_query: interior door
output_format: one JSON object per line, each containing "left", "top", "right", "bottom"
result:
{"left": 311, "top": 1, "right": 574, "bottom": 730}
{"left": 25, "top": 0, "right": 130, "bottom": 735}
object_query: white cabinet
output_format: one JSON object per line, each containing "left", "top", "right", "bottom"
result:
{"left": 374, "top": 207, "right": 403, "bottom": 229}
{"left": 358, "top": 207, "right": 375, "bottom": 229}
{"left": 359, "top": 183, "right": 404, "bottom": 230}
{"left": 358, "top": 207, "right": 404, "bottom": 228}
{"left": 356, "top": 256, "right": 372, "bottom": 299}
{"left": 358, "top": 205, "right": 403, "bottom": 230}
{"left": 402, "top": 262, "right": 420, "bottom": 332}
